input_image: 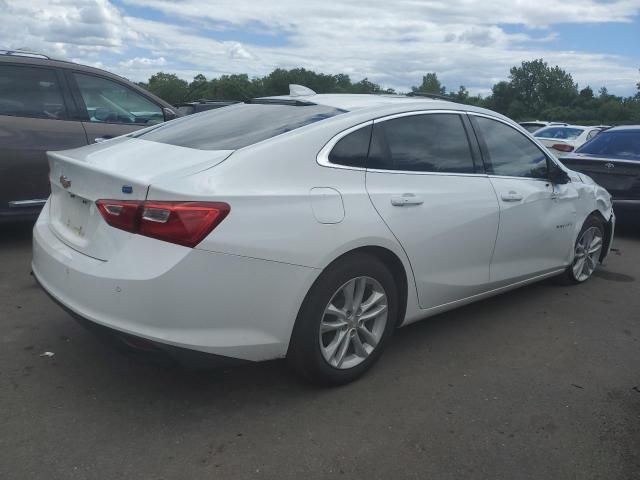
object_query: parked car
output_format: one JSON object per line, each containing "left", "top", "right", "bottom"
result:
{"left": 0, "top": 50, "right": 180, "bottom": 222}
{"left": 32, "top": 87, "right": 614, "bottom": 385}
{"left": 175, "top": 99, "right": 240, "bottom": 116}
{"left": 533, "top": 125, "right": 602, "bottom": 157}
{"left": 519, "top": 120, "right": 567, "bottom": 133}
{"left": 558, "top": 126, "right": 640, "bottom": 216}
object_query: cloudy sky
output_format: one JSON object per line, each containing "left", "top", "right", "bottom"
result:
{"left": 1, "top": 0, "right": 639, "bottom": 96}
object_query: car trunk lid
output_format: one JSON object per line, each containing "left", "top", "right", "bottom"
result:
{"left": 561, "top": 154, "right": 640, "bottom": 199}
{"left": 47, "top": 137, "right": 233, "bottom": 260}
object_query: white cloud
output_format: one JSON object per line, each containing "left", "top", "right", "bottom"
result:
{"left": 0, "top": 0, "right": 638, "bottom": 96}
{"left": 119, "top": 56, "right": 166, "bottom": 68}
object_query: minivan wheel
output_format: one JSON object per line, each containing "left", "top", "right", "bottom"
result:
{"left": 288, "top": 253, "right": 398, "bottom": 386}
{"left": 560, "top": 215, "right": 605, "bottom": 284}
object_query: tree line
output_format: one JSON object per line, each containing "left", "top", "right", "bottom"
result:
{"left": 137, "top": 59, "right": 640, "bottom": 124}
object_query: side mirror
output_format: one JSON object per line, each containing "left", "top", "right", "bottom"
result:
{"left": 163, "top": 107, "right": 178, "bottom": 122}
{"left": 549, "top": 163, "right": 570, "bottom": 184}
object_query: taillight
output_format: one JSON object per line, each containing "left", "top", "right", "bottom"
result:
{"left": 96, "top": 200, "right": 230, "bottom": 248}
{"left": 96, "top": 200, "right": 142, "bottom": 233}
{"left": 552, "top": 143, "right": 574, "bottom": 153}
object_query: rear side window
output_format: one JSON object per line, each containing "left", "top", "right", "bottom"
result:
{"left": 368, "top": 113, "right": 475, "bottom": 173}
{"left": 0, "top": 65, "right": 66, "bottom": 120}
{"left": 473, "top": 116, "right": 548, "bottom": 179}
{"left": 328, "top": 125, "right": 372, "bottom": 168}
{"left": 138, "top": 103, "right": 346, "bottom": 150}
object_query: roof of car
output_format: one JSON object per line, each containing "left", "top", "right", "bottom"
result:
{"left": 0, "top": 53, "right": 133, "bottom": 82}
{"left": 263, "top": 93, "right": 454, "bottom": 111}
{"left": 603, "top": 125, "right": 640, "bottom": 132}
{"left": 0, "top": 52, "right": 175, "bottom": 110}
{"left": 536, "top": 124, "right": 592, "bottom": 130}
{"left": 259, "top": 93, "right": 509, "bottom": 123}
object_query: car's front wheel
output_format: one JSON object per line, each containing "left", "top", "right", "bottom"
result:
{"left": 288, "top": 253, "right": 398, "bottom": 386}
{"left": 561, "top": 215, "right": 605, "bottom": 284}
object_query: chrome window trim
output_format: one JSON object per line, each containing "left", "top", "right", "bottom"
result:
{"left": 366, "top": 169, "right": 487, "bottom": 178}
{"left": 371, "top": 109, "right": 465, "bottom": 123}
{"left": 486, "top": 175, "right": 551, "bottom": 183}
{"left": 316, "top": 120, "right": 373, "bottom": 171}
{"left": 466, "top": 111, "right": 564, "bottom": 182}
{"left": 317, "top": 109, "right": 479, "bottom": 175}
{"left": 466, "top": 111, "right": 560, "bottom": 163}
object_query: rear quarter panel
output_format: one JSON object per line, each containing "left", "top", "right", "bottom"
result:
{"left": 147, "top": 117, "right": 422, "bottom": 323}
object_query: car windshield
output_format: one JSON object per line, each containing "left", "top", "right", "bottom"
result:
{"left": 135, "top": 102, "right": 346, "bottom": 150}
{"left": 575, "top": 130, "right": 640, "bottom": 160}
{"left": 534, "top": 126, "right": 584, "bottom": 140}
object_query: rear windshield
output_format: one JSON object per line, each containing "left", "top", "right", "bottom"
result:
{"left": 135, "top": 103, "right": 346, "bottom": 150}
{"left": 534, "top": 127, "right": 584, "bottom": 140}
{"left": 575, "top": 130, "right": 640, "bottom": 160}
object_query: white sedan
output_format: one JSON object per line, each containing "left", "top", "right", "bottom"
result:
{"left": 33, "top": 87, "right": 614, "bottom": 385}
{"left": 533, "top": 125, "right": 603, "bottom": 156}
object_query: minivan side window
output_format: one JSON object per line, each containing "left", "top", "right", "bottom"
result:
{"left": 368, "top": 113, "right": 475, "bottom": 173}
{"left": 328, "top": 125, "right": 372, "bottom": 168}
{"left": 73, "top": 73, "right": 163, "bottom": 125}
{"left": 473, "top": 116, "right": 549, "bottom": 179}
{"left": 0, "top": 65, "right": 67, "bottom": 120}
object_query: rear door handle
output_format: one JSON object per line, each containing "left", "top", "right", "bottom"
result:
{"left": 501, "top": 191, "right": 523, "bottom": 202}
{"left": 391, "top": 193, "right": 424, "bottom": 206}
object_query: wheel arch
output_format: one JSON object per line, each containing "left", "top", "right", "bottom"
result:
{"left": 586, "top": 209, "right": 614, "bottom": 262}
{"left": 313, "top": 244, "right": 413, "bottom": 329}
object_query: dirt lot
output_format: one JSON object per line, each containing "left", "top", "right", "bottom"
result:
{"left": 1, "top": 221, "right": 639, "bottom": 480}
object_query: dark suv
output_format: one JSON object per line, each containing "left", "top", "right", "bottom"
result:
{"left": 0, "top": 50, "right": 180, "bottom": 222}
{"left": 175, "top": 99, "right": 239, "bottom": 116}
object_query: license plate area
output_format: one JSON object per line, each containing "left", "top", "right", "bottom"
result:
{"left": 50, "top": 188, "right": 92, "bottom": 241}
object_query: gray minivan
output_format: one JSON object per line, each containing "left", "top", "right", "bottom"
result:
{"left": 0, "top": 50, "right": 180, "bottom": 222}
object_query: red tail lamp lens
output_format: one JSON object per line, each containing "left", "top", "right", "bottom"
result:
{"left": 552, "top": 143, "right": 574, "bottom": 152}
{"left": 96, "top": 200, "right": 230, "bottom": 248}
{"left": 96, "top": 200, "right": 142, "bottom": 233}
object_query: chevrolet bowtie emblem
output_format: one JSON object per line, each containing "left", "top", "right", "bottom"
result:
{"left": 60, "top": 175, "right": 71, "bottom": 189}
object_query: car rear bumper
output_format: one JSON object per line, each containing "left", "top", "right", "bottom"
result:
{"left": 35, "top": 277, "right": 251, "bottom": 368}
{"left": 32, "top": 209, "right": 319, "bottom": 362}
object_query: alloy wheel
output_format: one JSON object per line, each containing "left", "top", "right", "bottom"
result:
{"left": 319, "top": 276, "right": 388, "bottom": 370}
{"left": 572, "top": 226, "right": 603, "bottom": 282}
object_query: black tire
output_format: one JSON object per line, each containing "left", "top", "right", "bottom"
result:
{"left": 287, "top": 253, "right": 398, "bottom": 386}
{"left": 558, "top": 215, "right": 605, "bottom": 285}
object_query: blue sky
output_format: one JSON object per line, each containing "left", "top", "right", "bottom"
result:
{"left": 1, "top": 0, "right": 639, "bottom": 96}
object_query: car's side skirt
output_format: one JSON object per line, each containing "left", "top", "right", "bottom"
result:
{"left": 401, "top": 268, "right": 566, "bottom": 326}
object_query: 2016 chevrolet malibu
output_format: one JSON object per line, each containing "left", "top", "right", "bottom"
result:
{"left": 33, "top": 87, "right": 615, "bottom": 385}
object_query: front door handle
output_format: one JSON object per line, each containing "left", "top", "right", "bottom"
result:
{"left": 391, "top": 193, "right": 424, "bottom": 207}
{"left": 94, "top": 136, "right": 114, "bottom": 143}
{"left": 501, "top": 191, "right": 523, "bottom": 202}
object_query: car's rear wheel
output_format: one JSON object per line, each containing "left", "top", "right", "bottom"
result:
{"left": 288, "top": 253, "right": 397, "bottom": 386}
{"left": 560, "top": 215, "right": 605, "bottom": 284}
